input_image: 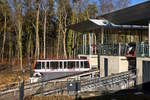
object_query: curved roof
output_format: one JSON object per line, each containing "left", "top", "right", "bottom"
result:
{"left": 100, "top": 1, "right": 150, "bottom": 25}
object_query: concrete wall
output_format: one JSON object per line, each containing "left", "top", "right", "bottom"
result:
{"left": 119, "top": 57, "right": 129, "bottom": 73}
{"left": 78, "top": 55, "right": 98, "bottom": 69}
{"left": 136, "top": 57, "right": 150, "bottom": 86}
{"left": 100, "top": 56, "right": 128, "bottom": 77}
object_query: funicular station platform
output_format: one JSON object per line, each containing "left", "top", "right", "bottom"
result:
{"left": 68, "top": 0, "right": 150, "bottom": 92}
{"left": 2, "top": 1, "right": 150, "bottom": 98}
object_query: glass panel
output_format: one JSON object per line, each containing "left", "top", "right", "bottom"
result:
{"left": 80, "top": 62, "right": 84, "bottom": 68}
{"left": 51, "top": 62, "right": 58, "bottom": 69}
{"left": 76, "top": 62, "right": 79, "bottom": 68}
{"left": 64, "top": 62, "right": 67, "bottom": 69}
{"left": 68, "top": 61, "right": 75, "bottom": 69}
{"left": 59, "top": 62, "right": 62, "bottom": 69}
{"left": 35, "top": 62, "right": 41, "bottom": 69}
{"left": 84, "top": 61, "right": 89, "bottom": 68}
{"left": 46, "top": 62, "right": 49, "bottom": 69}
{"left": 42, "top": 62, "right": 45, "bottom": 69}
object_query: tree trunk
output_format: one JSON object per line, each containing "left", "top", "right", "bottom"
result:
{"left": 63, "top": 18, "right": 67, "bottom": 58}
{"left": 27, "top": 33, "right": 32, "bottom": 58}
{"left": 8, "top": 32, "right": 12, "bottom": 63}
{"left": 35, "top": 4, "right": 40, "bottom": 59}
{"left": 17, "top": 16, "right": 23, "bottom": 71}
{"left": 63, "top": 31, "right": 67, "bottom": 58}
{"left": 1, "top": 12, "right": 7, "bottom": 62}
{"left": 56, "top": 23, "right": 61, "bottom": 58}
{"left": 43, "top": 9, "right": 47, "bottom": 59}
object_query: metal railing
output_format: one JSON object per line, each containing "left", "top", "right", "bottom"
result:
{"left": 81, "top": 69, "right": 136, "bottom": 91}
{"left": 77, "top": 45, "right": 97, "bottom": 55}
{"left": 97, "top": 43, "right": 127, "bottom": 56}
{"left": 77, "top": 46, "right": 90, "bottom": 55}
{"left": 33, "top": 70, "right": 136, "bottom": 96}
{"left": 136, "top": 43, "right": 149, "bottom": 57}
{"left": 78, "top": 43, "right": 150, "bottom": 57}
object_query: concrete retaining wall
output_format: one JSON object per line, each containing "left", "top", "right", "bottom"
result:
{"left": 100, "top": 56, "right": 128, "bottom": 77}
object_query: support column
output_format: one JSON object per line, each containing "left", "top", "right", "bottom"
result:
{"left": 95, "top": 34, "right": 97, "bottom": 54}
{"left": 91, "top": 33, "right": 93, "bottom": 54}
{"left": 85, "top": 34, "right": 87, "bottom": 54}
{"left": 149, "top": 22, "right": 150, "bottom": 57}
{"left": 89, "top": 33, "right": 91, "bottom": 55}
{"left": 101, "top": 27, "right": 104, "bottom": 44}
{"left": 83, "top": 35, "right": 85, "bottom": 54}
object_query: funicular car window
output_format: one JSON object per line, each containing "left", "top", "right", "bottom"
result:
{"left": 76, "top": 61, "right": 79, "bottom": 68}
{"left": 68, "top": 61, "right": 75, "bottom": 69}
{"left": 84, "top": 61, "right": 89, "bottom": 68}
{"left": 42, "top": 62, "right": 45, "bottom": 69}
{"left": 35, "top": 62, "right": 41, "bottom": 69}
{"left": 59, "top": 62, "right": 62, "bottom": 69}
{"left": 80, "top": 61, "right": 84, "bottom": 68}
{"left": 46, "top": 62, "right": 49, "bottom": 69}
{"left": 51, "top": 62, "right": 58, "bottom": 69}
{"left": 64, "top": 62, "right": 67, "bottom": 69}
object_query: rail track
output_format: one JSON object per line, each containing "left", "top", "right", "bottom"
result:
{"left": 0, "top": 69, "right": 99, "bottom": 96}
{"left": 33, "top": 70, "right": 136, "bottom": 96}
{"left": 0, "top": 69, "right": 136, "bottom": 97}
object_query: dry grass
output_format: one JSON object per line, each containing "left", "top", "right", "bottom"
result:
{"left": 0, "top": 71, "right": 29, "bottom": 86}
{"left": 0, "top": 60, "right": 30, "bottom": 89}
{"left": 24, "top": 95, "right": 74, "bottom": 100}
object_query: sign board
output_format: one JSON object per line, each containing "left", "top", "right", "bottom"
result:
{"left": 67, "top": 81, "right": 81, "bottom": 91}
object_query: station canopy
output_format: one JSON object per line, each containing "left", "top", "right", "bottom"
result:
{"left": 68, "top": 19, "right": 110, "bottom": 33}
{"left": 68, "top": 1, "right": 150, "bottom": 33}
{"left": 99, "top": 1, "right": 150, "bottom": 25}
{"left": 67, "top": 19, "right": 147, "bottom": 33}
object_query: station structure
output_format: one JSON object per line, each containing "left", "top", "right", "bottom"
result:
{"left": 68, "top": 1, "right": 150, "bottom": 91}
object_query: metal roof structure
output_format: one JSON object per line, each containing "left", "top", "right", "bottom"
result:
{"left": 68, "top": 1, "right": 150, "bottom": 33}
{"left": 67, "top": 19, "right": 148, "bottom": 33}
{"left": 100, "top": 1, "right": 150, "bottom": 25}
{"left": 67, "top": 19, "right": 108, "bottom": 33}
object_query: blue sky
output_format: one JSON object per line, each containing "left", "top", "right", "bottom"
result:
{"left": 89, "top": 0, "right": 148, "bottom": 6}
{"left": 131, "top": 0, "right": 148, "bottom": 5}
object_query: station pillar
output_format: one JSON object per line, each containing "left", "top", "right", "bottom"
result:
{"left": 149, "top": 22, "right": 150, "bottom": 57}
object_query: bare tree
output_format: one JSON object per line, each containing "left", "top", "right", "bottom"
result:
{"left": 43, "top": 9, "right": 47, "bottom": 59}
{"left": 0, "top": 1, "right": 9, "bottom": 62}
{"left": 13, "top": 0, "right": 23, "bottom": 70}
{"left": 35, "top": 1, "right": 40, "bottom": 59}
{"left": 99, "top": 0, "right": 130, "bottom": 14}
{"left": 56, "top": 0, "right": 71, "bottom": 58}
{"left": 42, "top": 0, "right": 49, "bottom": 59}
{"left": 99, "top": 0, "right": 114, "bottom": 14}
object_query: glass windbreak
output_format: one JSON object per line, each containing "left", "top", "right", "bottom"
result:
{"left": 35, "top": 62, "right": 41, "bottom": 69}
{"left": 51, "top": 62, "right": 58, "bottom": 69}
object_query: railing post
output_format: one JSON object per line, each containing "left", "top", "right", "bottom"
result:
{"left": 119, "top": 43, "right": 121, "bottom": 56}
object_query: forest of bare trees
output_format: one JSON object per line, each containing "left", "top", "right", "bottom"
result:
{"left": 0, "top": 0, "right": 130, "bottom": 69}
